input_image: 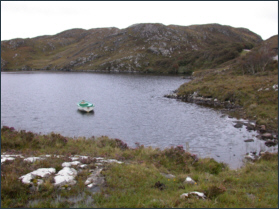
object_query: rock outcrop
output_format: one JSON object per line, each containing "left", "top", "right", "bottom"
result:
{"left": 1, "top": 23, "right": 262, "bottom": 73}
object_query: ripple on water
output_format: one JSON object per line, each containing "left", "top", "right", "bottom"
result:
{"left": 1, "top": 72, "right": 277, "bottom": 169}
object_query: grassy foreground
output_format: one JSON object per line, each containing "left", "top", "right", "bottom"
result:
{"left": 1, "top": 126, "right": 278, "bottom": 208}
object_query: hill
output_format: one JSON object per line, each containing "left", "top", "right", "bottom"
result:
{"left": 176, "top": 35, "right": 278, "bottom": 132}
{"left": 1, "top": 23, "right": 262, "bottom": 73}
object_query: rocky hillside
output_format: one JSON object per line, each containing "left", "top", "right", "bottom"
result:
{"left": 1, "top": 23, "right": 263, "bottom": 73}
{"left": 175, "top": 35, "right": 278, "bottom": 131}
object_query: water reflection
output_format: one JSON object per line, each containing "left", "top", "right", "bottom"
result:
{"left": 76, "top": 110, "right": 95, "bottom": 116}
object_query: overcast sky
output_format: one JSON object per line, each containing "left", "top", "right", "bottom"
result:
{"left": 1, "top": 1, "right": 278, "bottom": 41}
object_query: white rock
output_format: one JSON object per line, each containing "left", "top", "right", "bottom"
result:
{"left": 54, "top": 167, "right": 77, "bottom": 186}
{"left": 180, "top": 192, "right": 206, "bottom": 199}
{"left": 94, "top": 157, "right": 104, "bottom": 161}
{"left": 71, "top": 155, "right": 90, "bottom": 160}
{"left": 19, "top": 168, "right": 56, "bottom": 184}
{"left": 79, "top": 155, "right": 90, "bottom": 160}
{"left": 40, "top": 154, "right": 51, "bottom": 158}
{"left": 70, "top": 157, "right": 79, "bottom": 161}
{"left": 100, "top": 159, "right": 123, "bottom": 164}
{"left": 79, "top": 164, "right": 88, "bottom": 168}
{"left": 24, "top": 157, "right": 44, "bottom": 163}
{"left": 245, "top": 152, "right": 260, "bottom": 161}
{"left": 19, "top": 173, "right": 35, "bottom": 184}
{"left": 1, "top": 154, "right": 24, "bottom": 158}
{"left": 184, "top": 176, "right": 196, "bottom": 184}
{"left": 1, "top": 157, "right": 15, "bottom": 164}
{"left": 62, "top": 161, "right": 81, "bottom": 167}
{"left": 95, "top": 163, "right": 103, "bottom": 166}
{"left": 32, "top": 168, "right": 56, "bottom": 178}
{"left": 53, "top": 155, "right": 64, "bottom": 158}
{"left": 87, "top": 183, "right": 94, "bottom": 188}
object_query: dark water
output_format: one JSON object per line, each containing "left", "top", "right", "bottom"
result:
{"left": 1, "top": 72, "right": 276, "bottom": 169}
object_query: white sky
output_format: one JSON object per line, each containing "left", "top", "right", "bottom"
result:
{"left": 1, "top": 1, "right": 278, "bottom": 41}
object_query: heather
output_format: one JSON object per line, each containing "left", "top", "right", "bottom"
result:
{"left": 1, "top": 126, "right": 278, "bottom": 208}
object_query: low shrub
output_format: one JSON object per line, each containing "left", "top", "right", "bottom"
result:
{"left": 193, "top": 158, "right": 227, "bottom": 175}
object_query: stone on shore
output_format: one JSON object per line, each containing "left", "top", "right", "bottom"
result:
{"left": 259, "top": 125, "right": 266, "bottom": 133}
{"left": 245, "top": 152, "right": 260, "bottom": 161}
{"left": 265, "top": 140, "right": 278, "bottom": 147}
{"left": 261, "top": 133, "right": 274, "bottom": 140}
{"left": 244, "top": 139, "right": 254, "bottom": 142}
{"left": 234, "top": 123, "right": 243, "bottom": 128}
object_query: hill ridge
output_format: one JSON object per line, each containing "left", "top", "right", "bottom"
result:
{"left": 1, "top": 23, "right": 264, "bottom": 73}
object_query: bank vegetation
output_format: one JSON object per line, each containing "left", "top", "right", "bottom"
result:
{"left": 1, "top": 126, "right": 278, "bottom": 208}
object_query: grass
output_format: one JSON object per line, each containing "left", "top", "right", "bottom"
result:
{"left": 177, "top": 69, "right": 278, "bottom": 131}
{"left": 1, "top": 126, "right": 278, "bottom": 208}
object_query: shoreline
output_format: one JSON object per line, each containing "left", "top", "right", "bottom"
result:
{"left": 1, "top": 126, "right": 278, "bottom": 208}
{"left": 164, "top": 91, "right": 278, "bottom": 137}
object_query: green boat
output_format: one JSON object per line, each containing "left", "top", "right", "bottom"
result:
{"left": 77, "top": 100, "right": 95, "bottom": 112}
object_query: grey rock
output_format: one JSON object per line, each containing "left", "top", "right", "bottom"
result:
{"left": 265, "top": 140, "right": 278, "bottom": 147}
{"left": 244, "top": 139, "right": 254, "bottom": 142}
{"left": 234, "top": 123, "right": 243, "bottom": 128}
{"left": 261, "top": 133, "right": 273, "bottom": 140}
{"left": 160, "top": 173, "right": 175, "bottom": 179}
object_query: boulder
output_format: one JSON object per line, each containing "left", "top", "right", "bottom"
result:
{"left": 54, "top": 167, "right": 77, "bottom": 186}
{"left": 265, "top": 140, "right": 278, "bottom": 147}
{"left": 259, "top": 125, "right": 266, "bottom": 133}
{"left": 180, "top": 192, "right": 206, "bottom": 199}
{"left": 23, "top": 157, "right": 44, "bottom": 163}
{"left": 183, "top": 176, "right": 196, "bottom": 185}
{"left": 245, "top": 152, "right": 260, "bottom": 161}
{"left": 62, "top": 161, "right": 81, "bottom": 167}
{"left": 85, "top": 168, "right": 104, "bottom": 187}
{"left": 261, "top": 133, "right": 273, "bottom": 140}
{"left": 19, "top": 168, "right": 56, "bottom": 184}
{"left": 244, "top": 139, "right": 254, "bottom": 142}
{"left": 160, "top": 173, "right": 175, "bottom": 179}
{"left": 1, "top": 157, "right": 15, "bottom": 164}
{"left": 234, "top": 122, "right": 243, "bottom": 128}
{"left": 245, "top": 123, "right": 255, "bottom": 131}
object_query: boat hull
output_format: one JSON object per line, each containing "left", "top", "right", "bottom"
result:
{"left": 78, "top": 106, "right": 94, "bottom": 113}
{"left": 77, "top": 100, "right": 95, "bottom": 113}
